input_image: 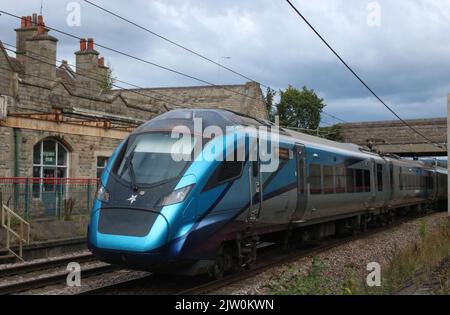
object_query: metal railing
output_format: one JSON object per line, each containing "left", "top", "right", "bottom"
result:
{"left": 1, "top": 204, "right": 30, "bottom": 261}
{"left": 0, "top": 178, "right": 99, "bottom": 220}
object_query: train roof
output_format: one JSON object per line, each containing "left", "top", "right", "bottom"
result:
{"left": 135, "top": 109, "right": 442, "bottom": 169}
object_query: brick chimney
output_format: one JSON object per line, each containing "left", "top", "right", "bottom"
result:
{"left": 15, "top": 15, "right": 38, "bottom": 64}
{"left": 75, "top": 37, "right": 103, "bottom": 93}
{"left": 24, "top": 14, "right": 58, "bottom": 83}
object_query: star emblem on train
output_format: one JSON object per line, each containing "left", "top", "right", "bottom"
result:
{"left": 127, "top": 194, "right": 138, "bottom": 205}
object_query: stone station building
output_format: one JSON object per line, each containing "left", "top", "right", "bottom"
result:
{"left": 0, "top": 13, "right": 267, "bottom": 221}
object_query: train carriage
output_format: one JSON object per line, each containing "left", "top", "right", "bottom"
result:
{"left": 88, "top": 109, "right": 447, "bottom": 277}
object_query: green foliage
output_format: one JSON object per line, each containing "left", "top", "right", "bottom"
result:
{"left": 418, "top": 220, "right": 428, "bottom": 239}
{"left": 318, "top": 124, "right": 344, "bottom": 142}
{"left": 270, "top": 257, "right": 332, "bottom": 295}
{"left": 98, "top": 64, "right": 116, "bottom": 93}
{"left": 342, "top": 219, "right": 450, "bottom": 295}
{"left": 276, "top": 86, "right": 325, "bottom": 130}
{"left": 264, "top": 87, "right": 276, "bottom": 122}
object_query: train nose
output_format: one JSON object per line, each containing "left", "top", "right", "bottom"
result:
{"left": 96, "top": 208, "right": 169, "bottom": 252}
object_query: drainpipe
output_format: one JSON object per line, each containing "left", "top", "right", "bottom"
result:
{"left": 13, "top": 128, "right": 19, "bottom": 177}
{"left": 13, "top": 128, "right": 19, "bottom": 209}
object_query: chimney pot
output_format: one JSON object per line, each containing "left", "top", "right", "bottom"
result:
{"left": 87, "top": 38, "right": 94, "bottom": 50}
{"left": 21, "top": 16, "right": 26, "bottom": 28}
{"left": 98, "top": 57, "right": 105, "bottom": 66}
{"left": 80, "top": 38, "right": 87, "bottom": 51}
{"left": 37, "top": 24, "right": 45, "bottom": 35}
{"left": 32, "top": 13, "right": 38, "bottom": 26}
{"left": 26, "top": 16, "right": 32, "bottom": 28}
{"left": 37, "top": 15, "right": 44, "bottom": 26}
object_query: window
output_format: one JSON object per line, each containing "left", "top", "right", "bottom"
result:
{"left": 363, "top": 170, "right": 371, "bottom": 192}
{"left": 115, "top": 133, "right": 196, "bottom": 186}
{"left": 32, "top": 139, "right": 69, "bottom": 197}
{"left": 97, "top": 156, "right": 109, "bottom": 179}
{"left": 355, "top": 169, "right": 363, "bottom": 192}
{"left": 310, "top": 164, "right": 322, "bottom": 194}
{"left": 377, "top": 164, "right": 383, "bottom": 191}
{"left": 346, "top": 168, "right": 355, "bottom": 193}
{"left": 335, "top": 166, "right": 346, "bottom": 193}
{"left": 204, "top": 160, "right": 244, "bottom": 191}
{"left": 323, "top": 166, "right": 334, "bottom": 194}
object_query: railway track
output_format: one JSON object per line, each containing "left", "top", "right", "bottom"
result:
{"left": 0, "top": 212, "right": 433, "bottom": 295}
{"left": 0, "top": 252, "right": 116, "bottom": 295}
{"left": 77, "top": 213, "right": 428, "bottom": 295}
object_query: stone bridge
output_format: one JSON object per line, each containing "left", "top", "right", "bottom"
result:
{"left": 340, "top": 118, "right": 447, "bottom": 157}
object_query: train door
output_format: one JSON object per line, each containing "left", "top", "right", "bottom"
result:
{"left": 247, "top": 142, "right": 262, "bottom": 223}
{"left": 292, "top": 143, "right": 307, "bottom": 221}
{"left": 370, "top": 159, "right": 377, "bottom": 202}
{"left": 389, "top": 162, "right": 394, "bottom": 200}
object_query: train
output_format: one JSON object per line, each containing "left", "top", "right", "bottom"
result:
{"left": 87, "top": 108, "right": 447, "bottom": 278}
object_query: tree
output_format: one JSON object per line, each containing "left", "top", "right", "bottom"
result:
{"left": 318, "top": 124, "right": 344, "bottom": 142}
{"left": 276, "top": 85, "right": 325, "bottom": 130}
{"left": 264, "top": 87, "right": 276, "bottom": 122}
{"left": 98, "top": 63, "right": 116, "bottom": 93}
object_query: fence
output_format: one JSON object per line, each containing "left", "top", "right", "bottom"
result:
{"left": 0, "top": 177, "right": 98, "bottom": 220}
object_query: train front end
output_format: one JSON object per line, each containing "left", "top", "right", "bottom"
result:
{"left": 87, "top": 117, "right": 203, "bottom": 272}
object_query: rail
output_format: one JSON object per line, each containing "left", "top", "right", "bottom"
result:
{"left": 1, "top": 204, "right": 30, "bottom": 261}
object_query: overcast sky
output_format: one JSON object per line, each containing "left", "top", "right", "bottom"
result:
{"left": 1, "top": 0, "right": 449, "bottom": 124}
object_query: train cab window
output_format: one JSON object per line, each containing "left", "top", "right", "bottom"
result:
{"left": 376, "top": 164, "right": 383, "bottom": 191}
{"left": 204, "top": 160, "right": 244, "bottom": 191}
{"left": 346, "top": 168, "right": 355, "bottom": 193}
{"left": 335, "top": 167, "right": 346, "bottom": 193}
{"left": 309, "top": 164, "right": 322, "bottom": 194}
{"left": 355, "top": 169, "right": 363, "bottom": 192}
{"left": 363, "top": 170, "right": 371, "bottom": 192}
{"left": 323, "top": 166, "right": 334, "bottom": 194}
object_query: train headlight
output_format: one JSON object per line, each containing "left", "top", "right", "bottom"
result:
{"left": 159, "top": 185, "right": 194, "bottom": 206}
{"left": 96, "top": 185, "right": 110, "bottom": 203}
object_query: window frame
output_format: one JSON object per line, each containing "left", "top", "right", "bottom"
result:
{"left": 32, "top": 139, "right": 69, "bottom": 199}
{"left": 202, "top": 160, "right": 245, "bottom": 192}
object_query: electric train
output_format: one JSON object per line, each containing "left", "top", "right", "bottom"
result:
{"left": 87, "top": 109, "right": 447, "bottom": 277}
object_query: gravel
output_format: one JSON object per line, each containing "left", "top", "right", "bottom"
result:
{"left": 210, "top": 212, "right": 449, "bottom": 295}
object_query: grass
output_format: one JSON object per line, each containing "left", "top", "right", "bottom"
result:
{"left": 270, "top": 257, "right": 333, "bottom": 295}
{"left": 269, "top": 218, "right": 450, "bottom": 295}
{"left": 343, "top": 219, "right": 450, "bottom": 295}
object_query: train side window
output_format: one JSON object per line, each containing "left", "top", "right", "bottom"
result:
{"left": 377, "top": 164, "right": 383, "bottom": 191}
{"left": 355, "top": 169, "right": 363, "bottom": 192}
{"left": 203, "top": 160, "right": 244, "bottom": 191}
{"left": 399, "top": 168, "right": 403, "bottom": 190}
{"left": 363, "top": 170, "right": 371, "bottom": 192}
{"left": 309, "top": 164, "right": 322, "bottom": 194}
{"left": 323, "top": 165, "right": 334, "bottom": 194}
{"left": 335, "top": 166, "right": 346, "bottom": 193}
{"left": 346, "top": 168, "right": 355, "bottom": 193}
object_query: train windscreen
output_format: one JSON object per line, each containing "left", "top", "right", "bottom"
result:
{"left": 115, "top": 132, "right": 197, "bottom": 186}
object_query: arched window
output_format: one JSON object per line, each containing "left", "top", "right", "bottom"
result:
{"left": 33, "top": 139, "right": 69, "bottom": 180}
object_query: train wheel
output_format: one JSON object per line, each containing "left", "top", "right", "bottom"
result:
{"left": 210, "top": 245, "right": 233, "bottom": 280}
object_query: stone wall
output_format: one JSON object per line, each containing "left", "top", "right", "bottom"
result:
{"left": 122, "top": 81, "right": 268, "bottom": 119}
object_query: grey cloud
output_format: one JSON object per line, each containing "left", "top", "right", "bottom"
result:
{"left": 0, "top": 0, "right": 448, "bottom": 122}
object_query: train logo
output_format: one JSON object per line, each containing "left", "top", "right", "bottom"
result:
{"left": 127, "top": 194, "right": 138, "bottom": 205}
